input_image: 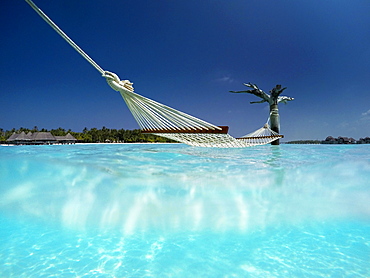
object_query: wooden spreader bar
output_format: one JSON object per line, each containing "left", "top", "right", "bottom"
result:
{"left": 236, "top": 135, "right": 284, "bottom": 140}
{"left": 141, "top": 126, "right": 229, "bottom": 134}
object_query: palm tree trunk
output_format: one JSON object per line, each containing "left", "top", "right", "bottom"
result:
{"left": 270, "top": 104, "right": 280, "bottom": 145}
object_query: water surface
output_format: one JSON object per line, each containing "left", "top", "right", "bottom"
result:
{"left": 1, "top": 144, "right": 369, "bottom": 277}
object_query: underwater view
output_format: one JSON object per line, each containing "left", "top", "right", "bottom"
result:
{"left": 1, "top": 143, "right": 369, "bottom": 277}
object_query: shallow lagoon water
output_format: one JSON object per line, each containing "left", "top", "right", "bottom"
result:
{"left": 1, "top": 143, "right": 369, "bottom": 277}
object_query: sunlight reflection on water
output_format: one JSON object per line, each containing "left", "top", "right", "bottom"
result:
{"left": 1, "top": 144, "right": 369, "bottom": 233}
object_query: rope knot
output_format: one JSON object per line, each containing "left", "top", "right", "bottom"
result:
{"left": 103, "top": 71, "right": 134, "bottom": 92}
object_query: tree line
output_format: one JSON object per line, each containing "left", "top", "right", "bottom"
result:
{"left": 0, "top": 126, "right": 176, "bottom": 143}
{"left": 285, "top": 140, "right": 321, "bottom": 144}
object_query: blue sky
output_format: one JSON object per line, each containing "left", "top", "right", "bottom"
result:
{"left": 1, "top": 0, "right": 370, "bottom": 141}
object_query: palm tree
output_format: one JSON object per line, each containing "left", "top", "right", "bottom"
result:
{"left": 230, "top": 83, "right": 293, "bottom": 145}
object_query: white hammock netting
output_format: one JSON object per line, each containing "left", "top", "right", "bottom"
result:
{"left": 25, "top": 0, "right": 283, "bottom": 148}
{"left": 150, "top": 125, "right": 282, "bottom": 148}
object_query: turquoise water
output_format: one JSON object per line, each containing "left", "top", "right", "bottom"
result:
{"left": 1, "top": 143, "right": 369, "bottom": 277}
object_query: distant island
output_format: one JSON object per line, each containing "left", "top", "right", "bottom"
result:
{"left": 0, "top": 127, "right": 176, "bottom": 145}
{"left": 286, "top": 136, "right": 370, "bottom": 144}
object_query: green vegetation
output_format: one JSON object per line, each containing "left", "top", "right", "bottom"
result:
{"left": 0, "top": 126, "right": 176, "bottom": 144}
{"left": 286, "top": 137, "right": 370, "bottom": 144}
{"left": 285, "top": 140, "right": 321, "bottom": 144}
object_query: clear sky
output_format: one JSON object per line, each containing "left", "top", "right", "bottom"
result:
{"left": 1, "top": 0, "right": 370, "bottom": 141}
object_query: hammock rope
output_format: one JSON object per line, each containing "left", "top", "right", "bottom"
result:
{"left": 25, "top": 0, "right": 283, "bottom": 148}
{"left": 25, "top": 0, "right": 104, "bottom": 75}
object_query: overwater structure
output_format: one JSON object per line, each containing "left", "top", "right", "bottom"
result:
{"left": 6, "top": 131, "right": 76, "bottom": 145}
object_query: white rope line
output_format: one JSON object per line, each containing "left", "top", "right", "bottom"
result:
{"left": 120, "top": 90, "right": 220, "bottom": 131}
{"left": 266, "top": 112, "right": 271, "bottom": 125}
{"left": 131, "top": 97, "right": 189, "bottom": 130}
{"left": 132, "top": 92, "right": 218, "bottom": 130}
{"left": 125, "top": 98, "right": 152, "bottom": 129}
{"left": 132, "top": 99, "right": 177, "bottom": 130}
{"left": 136, "top": 96, "right": 218, "bottom": 130}
{"left": 25, "top": 0, "right": 104, "bottom": 75}
{"left": 125, "top": 94, "right": 183, "bottom": 130}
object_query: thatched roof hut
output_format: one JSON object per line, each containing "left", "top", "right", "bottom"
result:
{"left": 55, "top": 133, "right": 77, "bottom": 143}
{"left": 15, "top": 131, "right": 32, "bottom": 142}
{"left": 31, "top": 132, "right": 57, "bottom": 143}
{"left": 6, "top": 132, "right": 19, "bottom": 142}
{"left": 6, "top": 131, "right": 76, "bottom": 145}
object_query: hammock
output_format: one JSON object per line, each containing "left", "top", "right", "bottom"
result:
{"left": 25, "top": 0, "right": 283, "bottom": 148}
{"left": 103, "top": 72, "right": 283, "bottom": 148}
